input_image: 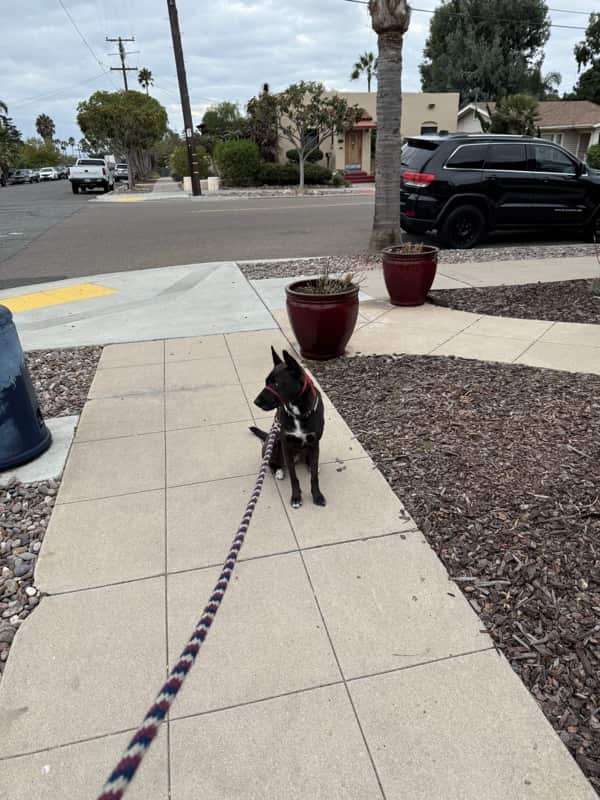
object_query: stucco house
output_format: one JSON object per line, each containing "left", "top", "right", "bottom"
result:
{"left": 278, "top": 91, "right": 460, "bottom": 182}
{"left": 457, "top": 100, "right": 600, "bottom": 161}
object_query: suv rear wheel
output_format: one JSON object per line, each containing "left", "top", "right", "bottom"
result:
{"left": 439, "top": 204, "right": 486, "bottom": 249}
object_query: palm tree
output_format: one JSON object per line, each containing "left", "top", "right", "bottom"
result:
{"left": 368, "top": 0, "right": 411, "bottom": 250}
{"left": 350, "top": 51, "right": 378, "bottom": 92}
{"left": 68, "top": 136, "right": 76, "bottom": 156}
{"left": 138, "top": 68, "right": 154, "bottom": 95}
{"left": 35, "top": 114, "right": 56, "bottom": 146}
{"left": 0, "top": 100, "right": 7, "bottom": 122}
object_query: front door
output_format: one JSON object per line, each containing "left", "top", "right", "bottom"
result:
{"left": 526, "top": 142, "right": 589, "bottom": 226}
{"left": 345, "top": 131, "right": 362, "bottom": 170}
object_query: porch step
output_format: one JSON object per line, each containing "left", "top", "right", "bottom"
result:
{"left": 344, "top": 171, "right": 374, "bottom": 183}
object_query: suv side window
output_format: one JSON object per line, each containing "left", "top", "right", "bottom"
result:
{"left": 531, "top": 144, "right": 577, "bottom": 175}
{"left": 484, "top": 144, "right": 528, "bottom": 171}
{"left": 445, "top": 144, "right": 487, "bottom": 170}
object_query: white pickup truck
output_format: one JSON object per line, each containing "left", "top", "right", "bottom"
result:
{"left": 69, "top": 157, "right": 115, "bottom": 194}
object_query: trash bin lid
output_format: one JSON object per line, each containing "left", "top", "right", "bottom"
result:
{"left": 0, "top": 304, "right": 13, "bottom": 329}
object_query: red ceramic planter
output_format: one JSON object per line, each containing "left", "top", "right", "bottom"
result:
{"left": 285, "top": 280, "right": 359, "bottom": 360}
{"left": 382, "top": 245, "right": 439, "bottom": 306}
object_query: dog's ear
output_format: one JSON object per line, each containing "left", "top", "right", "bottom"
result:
{"left": 283, "top": 350, "right": 302, "bottom": 376}
{"left": 271, "top": 346, "right": 283, "bottom": 366}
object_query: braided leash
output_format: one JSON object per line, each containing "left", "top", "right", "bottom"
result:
{"left": 97, "top": 421, "right": 280, "bottom": 800}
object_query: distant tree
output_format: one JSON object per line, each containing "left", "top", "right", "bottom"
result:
{"left": 246, "top": 83, "right": 279, "bottom": 162}
{"left": 198, "top": 101, "right": 248, "bottom": 154}
{"left": 152, "top": 128, "right": 181, "bottom": 171}
{"left": 0, "top": 102, "right": 23, "bottom": 178}
{"left": 276, "top": 81, "right": 362, "bottom": 193}
{"left": 350, "top": 51, "right": 378, "bottom": 92}
{"left": 571, "top": 13, "right": 600, "bottom": 105}
{"left": 420, "top": 0, "right": 551, "bottom": 104}
{"left": 68, "top": 136, "right": 76, "bottom": 155}
{"left": 16, "top": 138, "right": 61, "bottom": 169}
{"left": 477, "top": 94, "right": 540, "bottom": 135}
{"left": 138, "top": 68, "right": 154, "bottom": 95}
{"left": 35, "top": 113, "right": 56, "bottom": 146}
{"left": 368, "top": 0, "right": 411, "bottom": 250}
{"left": 77, "top": 90, "right": 168, "bottom": 186}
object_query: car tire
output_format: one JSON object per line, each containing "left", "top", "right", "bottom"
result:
{"left": 71, "top": 184, "right": 79, "bottom": 194}
{"left": 401, "top": 220, "right": 428, "bottom": 236}
{"left": 438, "top": 205, "right": 486, "bottom": 249}
{"left": 583, "top": 212, "right": 600, "bottom": 243}
{"left": 102, "top": 182, "right": 109, "bottom": 193}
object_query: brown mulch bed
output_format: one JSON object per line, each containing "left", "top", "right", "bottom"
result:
{"left": 431, "top": 279, "right": 600, "bottom": 325}
{"left": 312, "top": 354, "right": 600, "bottom": 794}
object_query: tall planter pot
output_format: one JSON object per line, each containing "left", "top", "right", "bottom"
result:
{"left": 382, "top": 245, "right": 439, "bottom": 306}
{"left": 286, "top": 280, "right": 359, "bottom": 360}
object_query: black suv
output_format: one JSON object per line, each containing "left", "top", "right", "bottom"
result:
{"left": 400, "top": 133, "right": 600, "bottom": 248}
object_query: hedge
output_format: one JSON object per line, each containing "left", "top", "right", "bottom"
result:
{"left": 257, "top": 162, "right": 332, "bottom": 186}
{"left": 214, "top": 139, "right": 261, "bottom": 186}
{"left": 587, "top": 144, "right": 600, "bottom": 170}
{"left": 169, "top": 144, "right": 210, "bottom": 181}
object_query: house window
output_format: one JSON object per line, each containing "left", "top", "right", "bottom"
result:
{"left": 420, "top": 122, "right": 438, "bottom": 135}
{"left": 543, "top": 133, "right": 563, "bottom": 146}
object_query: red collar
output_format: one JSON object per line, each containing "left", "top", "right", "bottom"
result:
{"left": 265, "top": 371, "right": 317, "bottom": 409}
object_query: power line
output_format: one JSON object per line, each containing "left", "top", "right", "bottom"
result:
{"left": 341, "top": 0, "right": 588, "bottom": 29}
{"left": 56, "top": 0, "right": 107, "bottom": 70}
{"left": 11, "top": 72, "right": 111, "bottom": 108}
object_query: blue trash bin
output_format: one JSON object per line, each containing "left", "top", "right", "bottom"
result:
{"left": 0, "top": 304, "right": 52, "bottom": 471}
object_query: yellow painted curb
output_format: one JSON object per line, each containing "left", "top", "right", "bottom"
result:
{"left": 0, "top": 283, "right": 117, "bottom": 313}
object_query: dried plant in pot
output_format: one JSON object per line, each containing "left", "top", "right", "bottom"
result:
{"left": 382, "top": 241, "right": 439, "bottom": 306}
{"left": 285, "top": 271, "right": 360, "bottom": 360}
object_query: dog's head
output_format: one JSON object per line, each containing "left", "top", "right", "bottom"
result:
{"left": 254, "top": 347, "right": 306, "bottom": 412}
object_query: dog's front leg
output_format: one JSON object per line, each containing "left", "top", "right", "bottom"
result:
{"left": 309, "top": 442, "right": 326, "bottom": 507}
{"left": 281, "top": 437, "right": 302, "bottom": 508}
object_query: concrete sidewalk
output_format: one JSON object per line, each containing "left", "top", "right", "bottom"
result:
{"left": 256, "top": 263, "right": 600, "bottom": 376}
{"left": 0, "top": 332, "right": 595, "bottom": 799}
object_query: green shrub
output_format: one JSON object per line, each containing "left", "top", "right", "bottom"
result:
{"left": 169, "top": 144, "right": 210, "bottom": 181}
{"left": 256, "top": 162, "right": 332, "bottom": 186}
{"left": 331, "top": 170, "right": 350, "bottom": 188}
{"left": 587, "top": 144, "right": 600, "bottom": 170}
{"left": 286, "top": 148, "right": 324, "bottom": 163}
{"left": 214, "top": 139, "right": 260, "bottom": 186}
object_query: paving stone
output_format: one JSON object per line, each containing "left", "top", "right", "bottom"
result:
{"left": 0, "top": 577, "right": 166, "bottom": 756}
{"left": 167, "top": 553, "right": 340, "bottom": 717}
{"left": 165, "top": 335, "right": 229, "bottom": 362}
{"left": 165, "top": 385, "right": 252, "bottom": 430}
{"left": 76, "top": 394, "right": 165, "bottom": 441}
{"left": 165, "top": 357, "right": 238, "bottom": 391}
{"left": 170, "top": 685, "right": 380, "bottom": 799}
{"left": 98, "top": 340, "right": 165, "bottom": 369}
{"left": 304, "top": 534, "right": 489, "bottom": 679}
{"left": 349, "top": 649, "right": 597, "bottom": 800}
{"left": 89, "top": 364, "right": 164, "bottom": 399}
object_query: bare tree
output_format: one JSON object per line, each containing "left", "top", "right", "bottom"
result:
{"left": 368, "top": 0, "right": 411, "bottom": 250}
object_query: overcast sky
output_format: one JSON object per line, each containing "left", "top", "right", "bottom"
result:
{"left": 2, "top": 0, "right": 594, "bottom": 144}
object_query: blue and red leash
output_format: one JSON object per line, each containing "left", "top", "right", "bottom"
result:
{"left": 97, "top": 422, "right": 280, "bottom": 800}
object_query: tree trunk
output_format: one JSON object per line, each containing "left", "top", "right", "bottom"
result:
{"left": 127, "top": 148, "right": 135, "bottom": 189}
{"left": 368, "top": 72, "right": 372, "bottom": 92}
{"left": 369, "top": 28, "right": 404, "bottom": 251}
{"left": 299, "top": 155, "right": 305, "bottom": 194}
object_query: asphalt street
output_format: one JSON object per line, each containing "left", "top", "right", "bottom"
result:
{"left": 0, "top": 180, "right": 374, "bottom": 288}
{"left": 0, "top": 178, "right": 590, "bottom": 290}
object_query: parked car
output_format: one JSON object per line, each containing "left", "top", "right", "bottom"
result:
{"left": 39, "top": 167, "right": 59, "bottom": 181}
{"left": 29, "top": 168, "right": 40, "bottom": 182}
{"left": 56, "top": 165, "right": 69, "bottom": 179}
{"left": 114, "top": 163, "right": 129, "bottom": 181}
{"left": 8, "top": 169, "right": 35, "bottom": 185}
{"left": 69, "top": 157, "right": 115, "bottom": 194}
{"left": 400, "top": 133, "right": 600, "bottom": 248}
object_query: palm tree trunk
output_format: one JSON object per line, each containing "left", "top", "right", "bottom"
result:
{"left": 369, "top": 28, "right": 404, "bottom": 251}
{"left": 367, "top": 71, "right": 372, "bottom": 92}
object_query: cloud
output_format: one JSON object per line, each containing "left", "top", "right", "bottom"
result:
{"left": 1, "top": 0, "right": 589, "bottom": 143}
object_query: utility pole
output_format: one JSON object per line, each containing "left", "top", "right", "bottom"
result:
{"left": 106, "top": 36, "right": 138, "bottom": 91}
{"left": 166, "top": 0, "right": 201, "bottom": 196}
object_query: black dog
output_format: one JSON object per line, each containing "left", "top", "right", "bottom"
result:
{"left": 250, "top": 348, "right": 326, "bottom": 509}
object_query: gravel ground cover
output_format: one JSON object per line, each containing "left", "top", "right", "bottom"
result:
{"left": 0, "top": 346, "right": 101, "bottom": 680}
{"left": 239, "top": 243, "right": 599, "bottom": 281}
{"left": 312, "top": 354, "right": 600, "bottom": 794}
{"left": 431, "top": 279, "right": 600, "bottom": 325}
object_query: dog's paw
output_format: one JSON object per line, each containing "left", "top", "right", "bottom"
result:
{"left": 291, "top": 494, "right": 303, "bottom": 509}
{"left": 275, "top": 468, "right": 285, "bottom": 481}
{"left": 312, "top": 492, "right": 327, "bottom": 507}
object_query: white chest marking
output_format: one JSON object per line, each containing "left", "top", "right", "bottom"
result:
{"left": 287, "top": 415, "right": 308, "bottom": 444}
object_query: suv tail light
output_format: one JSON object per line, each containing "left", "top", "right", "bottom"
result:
{"left": 402, "top": 171, "right": 435, "bottom": 188}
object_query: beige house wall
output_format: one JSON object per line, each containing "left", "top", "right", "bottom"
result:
{"left": 278, "top": 91, "right": 460, "bottom": 174}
